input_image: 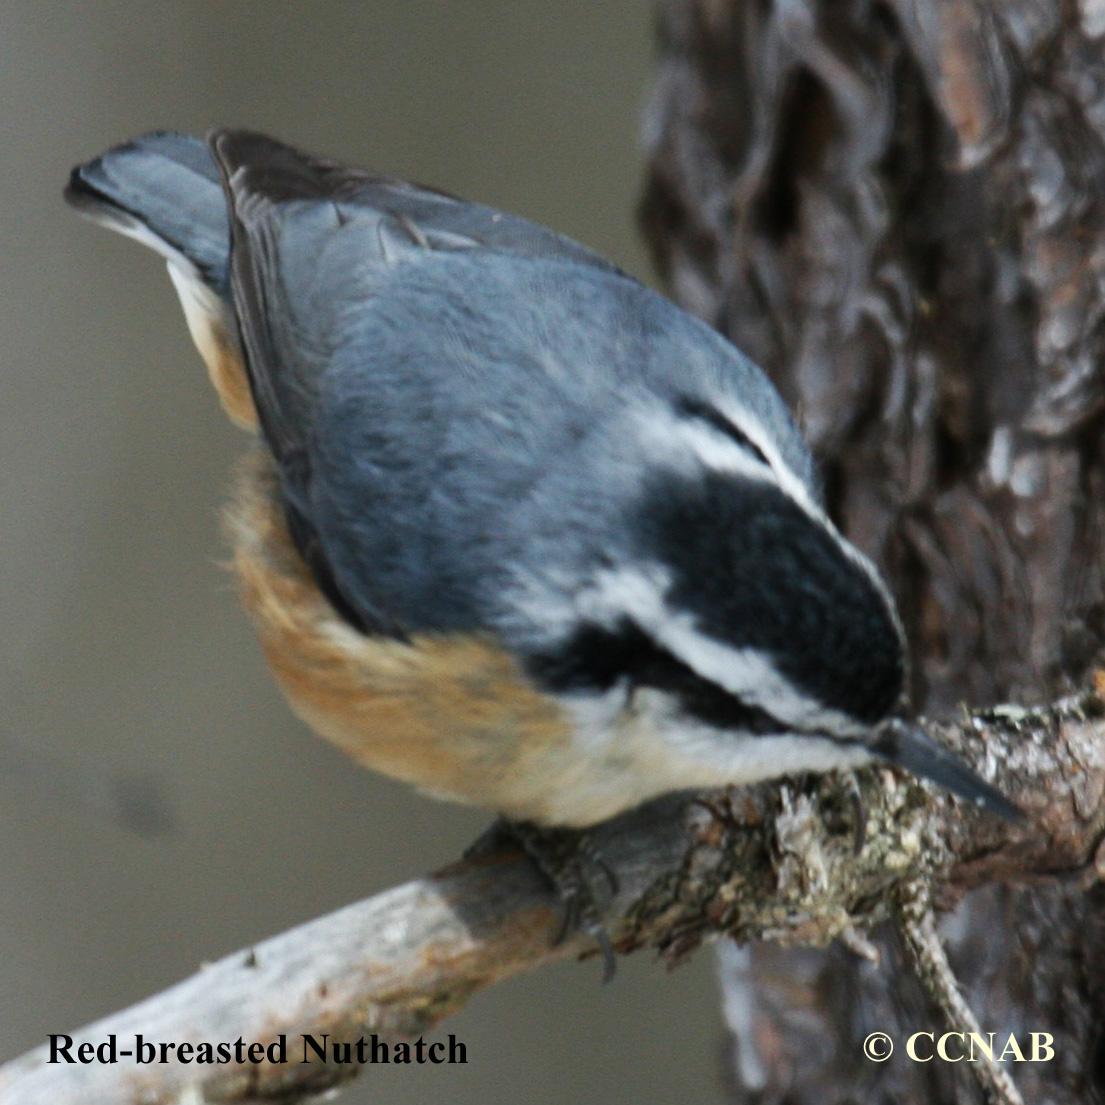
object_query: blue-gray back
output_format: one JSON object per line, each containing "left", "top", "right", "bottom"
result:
{"left": 72, "top": 130, "right": 819, "bottom": 646}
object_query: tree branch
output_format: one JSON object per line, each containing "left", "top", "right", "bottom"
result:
{"left": 898, "top": 882, "right": 1025, "bottom": 1105}
{"left": 2, "top": 689, "right": 1102, "bottom": 1105}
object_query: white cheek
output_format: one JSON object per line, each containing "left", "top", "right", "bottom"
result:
{"left": 546, "top": 686, "right": 874, "bottom": 825}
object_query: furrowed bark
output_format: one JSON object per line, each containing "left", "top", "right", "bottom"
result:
{"left": 641, "top": 1, "right": 1105, "bottom": 1100}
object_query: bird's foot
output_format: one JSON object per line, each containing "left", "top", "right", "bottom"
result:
{"left": 466, "top": 817, "right": 619, "bottom": 980}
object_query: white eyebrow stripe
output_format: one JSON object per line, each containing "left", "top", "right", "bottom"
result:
{"left": 642, "top": 395, "right": 829, "bottom": 533}
{"left": 703, "top": 399, "right": 904, "bottom": 634}
{"left": 570, "top": 565, "right": 865, "bottom": 737}
{"left": 634, "top": 404, "right": 779, "bottom": 486}
{"left": 642, "top": 396, "right": 885, "bottom": 593}
{"left": 648, "top": 611, "right": 866, "bottom": 736}
{"left": 705, "top": 399, "right": 823, "bottom": 519}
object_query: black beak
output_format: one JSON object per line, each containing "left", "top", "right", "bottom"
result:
{"left": 871, "top": 717, "right": 1025, "bottom": 822}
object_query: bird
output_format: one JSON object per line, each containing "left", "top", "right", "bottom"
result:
{"left": 64, "top": 129, "right": 1020, "bottom": 837}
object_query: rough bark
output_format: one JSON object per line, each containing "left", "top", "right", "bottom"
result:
{"left": 641, "top": 1, "right": 1105, "bottom": 1100}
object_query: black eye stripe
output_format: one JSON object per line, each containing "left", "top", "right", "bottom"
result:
{"left": 525, "top": 620, "right": 783, "bottom": 735}
{"left": 634, "top": 470, "right": 905, "bottom": 724}
{"left": 674, "top": 395, "right": 771, "bottom": 467}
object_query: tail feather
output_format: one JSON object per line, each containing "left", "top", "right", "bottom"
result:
{"left": 64, "top": 131, "right": 230, "bottom": 298}
{"left": 65, "top": 132, "right": 256, "bottom": 428}
{"left": 872, "top": 719, "right": 1023, "bottom": 821}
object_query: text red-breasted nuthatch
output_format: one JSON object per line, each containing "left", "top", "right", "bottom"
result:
{"left": 65, "top": 131, "right": 1019, "bottom": 830}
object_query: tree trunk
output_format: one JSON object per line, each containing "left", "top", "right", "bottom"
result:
{"left": 641, "top": 1, "right": 1105, "bottom": 1100}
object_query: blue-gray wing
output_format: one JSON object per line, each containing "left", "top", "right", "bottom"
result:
{"left": 211, "top": 129, "right": 626, "bottom": 472}
{"left": 212, "top": 130, "right": 818, "bottom": 641}
{"left": 67, "top": 128, "right": 817, "bottom": 647}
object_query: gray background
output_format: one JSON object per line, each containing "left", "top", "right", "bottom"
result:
{"left": 0, "top": 3, "right": 730, "bottom": 1102}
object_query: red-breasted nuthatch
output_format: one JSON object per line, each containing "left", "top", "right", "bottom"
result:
{"left": 65, "top": 131, "right": 1019, "bottom": 829}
